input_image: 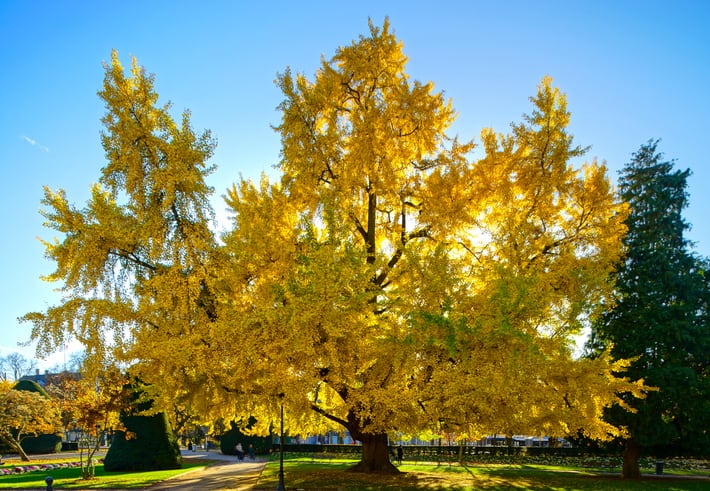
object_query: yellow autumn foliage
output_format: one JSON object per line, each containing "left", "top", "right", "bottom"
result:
{"left": 0, "top": 383, "right": 63, "bottom": 461}
{"left": 22, "top": 20, "right": 645, "bottom": 468}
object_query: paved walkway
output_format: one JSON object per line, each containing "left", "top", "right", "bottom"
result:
{"left": 152, "top": 449, "right": 267, "bottom": 490}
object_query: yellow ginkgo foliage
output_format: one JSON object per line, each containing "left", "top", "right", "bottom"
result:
{"left": 217, "top": 21, "right": 643, "bottom": 472}
{"left": 23, "top": 20, "right": 645, "bottom": 474}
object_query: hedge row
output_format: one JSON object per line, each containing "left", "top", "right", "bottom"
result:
{"left": 271, "top": 443, "right": 605, "bottom": 458}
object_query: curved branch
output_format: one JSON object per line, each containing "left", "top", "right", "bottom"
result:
{"left": 310, "top": 403, "right": 349, "bottom": 429}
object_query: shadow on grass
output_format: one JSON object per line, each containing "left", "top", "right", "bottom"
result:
{"left": 255, "top": 460, "right": 710, "bottom": 491}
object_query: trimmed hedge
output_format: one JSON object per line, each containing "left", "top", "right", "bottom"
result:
{"left": 61, "top": 441, "right": 79, "bottom": 451}
{"left": 103, "top": 412, "right": 181, "bottom": 471}
{"left": 271, "top": 444, "right": 616, "bottom": 460}
{"left": 19, "top": 433, "right": 62, "bottom": 455}
{"left": 12, "top": 380, "right": 50, "bottom": 397}
{"left": 274, "top": 444, "right": 361, "bottom": 456}
{"left": 103, "top": 378, "right": 181, "bottom": 471}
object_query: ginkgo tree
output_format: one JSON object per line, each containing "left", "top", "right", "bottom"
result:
{"left": 23, "top": 20, "right": 644, "bottom": 473}
{"left": 215, "top": 20, "right": 643, "bottom": 471}
{"left": 21, "top": 48, "right": 220, "bottom": 466}
{"left": 21, "top": 48, "right": 219, "bottom": 410}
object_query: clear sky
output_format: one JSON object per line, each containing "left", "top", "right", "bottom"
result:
{"left": 2, "top": 1, "right": 709, "bottom": 370}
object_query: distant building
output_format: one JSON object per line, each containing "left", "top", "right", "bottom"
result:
{"left": 20, "top": 369, "right": 80, "bottom": 387}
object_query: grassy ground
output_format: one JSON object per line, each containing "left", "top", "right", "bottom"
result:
{"left": 0, "top": 460, "right": 205, "bottom": 489}
{"left": 255, "top": 457, "right": 710, "bottom": 491}
{"left": 2, "top": 454, "right": 708, "bottom": 490}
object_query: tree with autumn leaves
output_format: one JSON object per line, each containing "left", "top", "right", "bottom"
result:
{"left": 0, "top": 381, "right": 62, "bottom": 461}
{"left": 46, "top": 368, "right": 126, "bottom": 478}
{"left": 23, "top": 20, "right": 644, "bottom": 472}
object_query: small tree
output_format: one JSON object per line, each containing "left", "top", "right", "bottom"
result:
{"left": 11, "top": 380, "right": 62, "bottom": 455}
{"left": 0, "top": 381, "right": 62, "bottom": 461}
{"left": 47, "top": 367, "right": 126, "bottom": 478}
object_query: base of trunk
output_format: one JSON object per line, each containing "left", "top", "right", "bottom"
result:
{"left": 622, "top": 439, "right": 641, "bottom": 479}
{"left": 348, "top": 433, "right": 399, "bottom": 474}
{"left": 349, "top": 460, "right": 400, "bottom": 474}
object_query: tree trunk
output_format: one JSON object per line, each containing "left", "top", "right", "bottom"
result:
{"left": 1, "top": 438, "right": 31, "bottom": 462}
{"left": 81, "top": 439, "right": 100, "bottom": 479}
{"left": 350, "top": 432, "right": 398, "bottom": 473}
{"left": 622, "top": 439, "right": 641, "bottom": 479}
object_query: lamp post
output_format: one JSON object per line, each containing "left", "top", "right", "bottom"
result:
{"left": 276, "top": 395, "right": 286, "bottom": 491}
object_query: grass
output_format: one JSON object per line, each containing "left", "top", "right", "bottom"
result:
{"left": 0, "top": 460, "right": 206, "bottom": 489}
{"left": 3, "top": 453, "right": 708, "bottom": 490}
{"left": 255, "top": 457, "right": 710, "bottom": 490}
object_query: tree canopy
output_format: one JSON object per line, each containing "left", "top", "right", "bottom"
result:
{"left": 22, "top": 48, "right": 218, "bottom": 385}
{"left": 589, "top": 140, "right": 710, "bottom": 478}
{"left": 22, "top": 20, "right": 644, "bottom": 472}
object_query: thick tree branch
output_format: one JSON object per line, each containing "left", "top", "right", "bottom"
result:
{"left": 350, "top": 212, "right": 368, "bottom": 242}
{"left": 310, "top": 403, "right": 349, "bottom": 429}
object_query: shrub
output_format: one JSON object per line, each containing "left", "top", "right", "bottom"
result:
{"left": 103, "top": 378, "right": 181, "bottom": 471}
{"left": 20, "top": 433, "right": 62, "bottom": 454}
{"left": 103, "top": 412, "right": 181, "bottom": 471}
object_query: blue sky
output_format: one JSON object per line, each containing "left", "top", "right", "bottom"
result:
{"left": 2, "top": 1, "right": 709, "bottom": 370}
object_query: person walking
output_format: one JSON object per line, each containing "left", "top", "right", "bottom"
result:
{"left": 235, "top": 442, "right": 244, "bottom": 462}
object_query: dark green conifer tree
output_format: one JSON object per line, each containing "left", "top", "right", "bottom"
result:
{"left": 589, "top": 140, "right": 710, "bottom": 478}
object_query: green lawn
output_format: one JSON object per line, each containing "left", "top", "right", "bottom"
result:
{"left": 255, "top": 458, "right": 710, "bottom": 490}
{"left": 0, "top": 461, "right": 205, "bottom": 489}
{"left": 3, "top": 454, "right": 709, "bottom": 490}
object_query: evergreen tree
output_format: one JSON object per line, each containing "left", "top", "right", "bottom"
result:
{"left": 589, "top": 140, "right": 710, "bottom": 478}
